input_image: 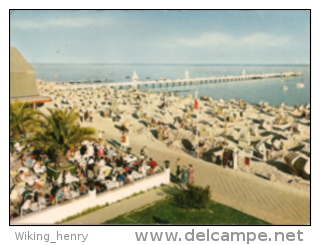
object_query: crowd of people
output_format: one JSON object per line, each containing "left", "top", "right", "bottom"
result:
{"left": 10, "top": 140, "right": 163, "bottom": 219}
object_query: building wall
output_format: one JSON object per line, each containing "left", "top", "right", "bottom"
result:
{"left": 10, "top": 71, "right": 39, "bottom": 98}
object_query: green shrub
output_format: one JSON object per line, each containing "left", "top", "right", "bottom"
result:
{"left": 174, "top": 184, "right": 211, "bottom": 210}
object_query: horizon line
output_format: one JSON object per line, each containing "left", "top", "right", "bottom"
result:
{"left": 30, "top": 63, "right": 310, "bottom": 66}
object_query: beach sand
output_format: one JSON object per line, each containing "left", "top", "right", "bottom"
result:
{"left": 33, "top": 81, "right": 310, "bottom": 224}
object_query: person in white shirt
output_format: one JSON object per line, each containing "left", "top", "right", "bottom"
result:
{"left": 98, "top": 131, "right": 102, "bottom": 140}
{"left": 98, "top": 156, "right": 106, "bottom": 167}
{"left": 10, "top": 188, "right": 22, "bottom": 208}
{"left": 10, "top": 154, "right": 15, "bottom": 169}
{"left": 64, "top": 169, "right": 79, "bottom": 184}
{"left": 34, "top": 161, "right": 46, "bottom": 175}
{"left": 87, "top": 144, "right": 95, "bottom": 156}
{"left": 21, "top": 196, "right": 33, "bottom": 213}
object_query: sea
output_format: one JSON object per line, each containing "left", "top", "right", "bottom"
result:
{"left": 31, "top": 64, "right": 310, "bottom": 107}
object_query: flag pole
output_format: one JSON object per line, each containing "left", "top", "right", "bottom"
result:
{"left": 195, "top": 85, "right": 199, "bottom": 159}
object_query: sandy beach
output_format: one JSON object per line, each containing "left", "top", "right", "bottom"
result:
{"left": 36, "top": 80, "right": 310, "bottom": 193}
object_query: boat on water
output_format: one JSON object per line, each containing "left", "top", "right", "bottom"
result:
{"left": 282, "top": 85, "right": 288, "bottom": 90}
{"left": 297, "top": 83, "right": 305, "bottom": 88}
{"left": 157, "top": 78, "right": 167, "bottom": 81}
{"left": 132, "top": 71, "right": 139, "bottom": 82}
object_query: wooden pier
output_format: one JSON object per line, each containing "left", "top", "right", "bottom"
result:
{"left": 65, "top": 72, "right": 301, "bottom": 90}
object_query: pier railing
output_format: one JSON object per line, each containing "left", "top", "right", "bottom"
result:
{"left": 52, "top": 72, "right": 301, "bottom": 90}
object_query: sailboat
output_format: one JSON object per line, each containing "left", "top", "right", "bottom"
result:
{"left": 282, "top": 81, "right": 288, "bottom": 90}
{"left": 296, "top": 71, "right": 304, "bottom": 88}
{"left": 185, "top": 70, "right": 189, "bottom": 79}
{"left": 297, "top": 83, "right": 305, "bottom": 88}
{"left": 132, "top": 71, "right": 139, "bottom": 82}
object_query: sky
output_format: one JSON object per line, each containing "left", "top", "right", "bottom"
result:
{"left": 10, "top": 10, "right": 310, "bottom": 65}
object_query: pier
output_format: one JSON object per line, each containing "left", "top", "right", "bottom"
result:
{"left": 64, "top": 72, "right": 301, "bottom": 90}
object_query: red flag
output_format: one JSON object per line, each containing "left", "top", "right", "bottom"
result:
{"left": 194, "top": 89, "right": 198, "bottom": 110}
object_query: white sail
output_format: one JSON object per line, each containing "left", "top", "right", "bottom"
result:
{"left": 132, "top": 71, "right": 139, "bottom": 82}
{"left": 185, "top": 70, "right": 189, "bottom": 79}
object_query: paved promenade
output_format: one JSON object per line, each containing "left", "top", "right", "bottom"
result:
{"left": 63, "top": 125, "right": 310, "bottom": 225}
{"left": 139, "top": 134, "right": 310, "bottom": 225}
{"left": 64, "top": 186, "right": 170, "bottom": 225}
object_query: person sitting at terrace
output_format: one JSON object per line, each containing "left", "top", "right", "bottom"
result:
{"left": 10, "top": 202, "right": 19, "bottom": 218}
{"left": 54, "top": 186, "right": 64, "bottom": 203}
{"left": 79, "top": 182, "right": 87, "bottom": 195}
{"left": 117, "top": 172, "right": 125, "bottom": 185}
{"left": 108, "top": 147, "right": 115, "bottom": 160}
{"left": 37, "top": 193, "right": 47, "bottom": 209}
{"left": 21, "top": 196, "right": 33, "bottom": 214}
{"left": 86, "top": 156, "right": 95, "bottom": 178}
{"left": 115, "top": 154, "right": 124, "bottom": 167}
{"left": 10, "top": 188, "right": 22, "bottom": 209}
{"left": 98, "top": 156, "right": 106, "bottom": 167}
{"left": 24, "top": 155, "right": 35, "bottom": 168}
{"left": 148, "top": 158, "right": 158, "bottom": 174}
{"left": 75, "top": 166, "right": 82, "bottom": 178}
{"left": 64, "top": 169, "right": 79, "bottom": 184}
{"left": 63, "top": 184, "right": 73, "bottom": 200}
{"left": 93, "top": 160, "right": 100, "bottom": 177}
{"left": 138, "top": 164, "right": 147, "bottom": 177}
{"left": 15, "top": 170, "right": 25, "bottom": 183}
{"left": 126, "top": 170, "right": 134, "bottom": 183}
{"left": 10, "top": 153, "right": 14, "bottom": 169}
{"left": 87, "top": 143, "right": 95, "bottom": 157}
{"left": 34, "top": 160, "right": 46, "bottom": 176}
{"left": 97, "top": 146, "right": 104, "bottom": 157}
{"left": 104, "top": 155, "right": 113, "bottom": 168}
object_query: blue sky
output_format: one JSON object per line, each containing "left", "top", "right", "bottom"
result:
{"left": 10, "top": 10, "right": 310, "bottom": 64}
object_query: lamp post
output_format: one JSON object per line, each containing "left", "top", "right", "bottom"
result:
{"left": 164, "top": 160, "right": 170, "bottom": 169}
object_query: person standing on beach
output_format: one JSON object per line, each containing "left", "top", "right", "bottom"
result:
{"left": 79, "top": 110, "right": 83, "bottom": 122}
{"left": 124, "top": 132, "right": 130, "bottom": 150}
{"left": 140, "top": 146, "right": 147, "bottom": 158}
{"left": 188, "top": 164, "right": 195, "bottom": 185}
{"left": 121, "top": 132, "right": 127, "bottom": 151}
{"left": 89, "top": 111, "right": 93, "bottom": 123}
{"left": 175, "top": 158, "right": 181, "bottom": 179}
{"left": 98, "top": 131, "right": 102, "bottom": 141}
{"left": 180, "top": 166, "right": 188, "bottom": 189}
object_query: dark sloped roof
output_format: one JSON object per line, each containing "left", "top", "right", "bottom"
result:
{"left": 10, "top": 47, "right": 51, "bottom": 103}
{"left": 10, "top": 47, "right": 34, "bottom": 73}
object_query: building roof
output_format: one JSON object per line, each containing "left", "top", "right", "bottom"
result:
{"left": 10, "top": 47, "right": 51, "bottom": 103}
{"left": 10, "top": 95, "right": 52, "bottom": 104}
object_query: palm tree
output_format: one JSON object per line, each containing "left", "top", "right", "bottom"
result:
{"left": 30, "top": 108, "right": 96, "bottom": 167}
{"left": 10, "top": 99, "right": 42, "bottom": 139}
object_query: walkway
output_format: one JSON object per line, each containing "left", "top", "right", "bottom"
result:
{"left": 88, "top": 126, "right": 310, "bottom": 225}
{"left": 64, "top": 186, "right": 170, "bottom": 225}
